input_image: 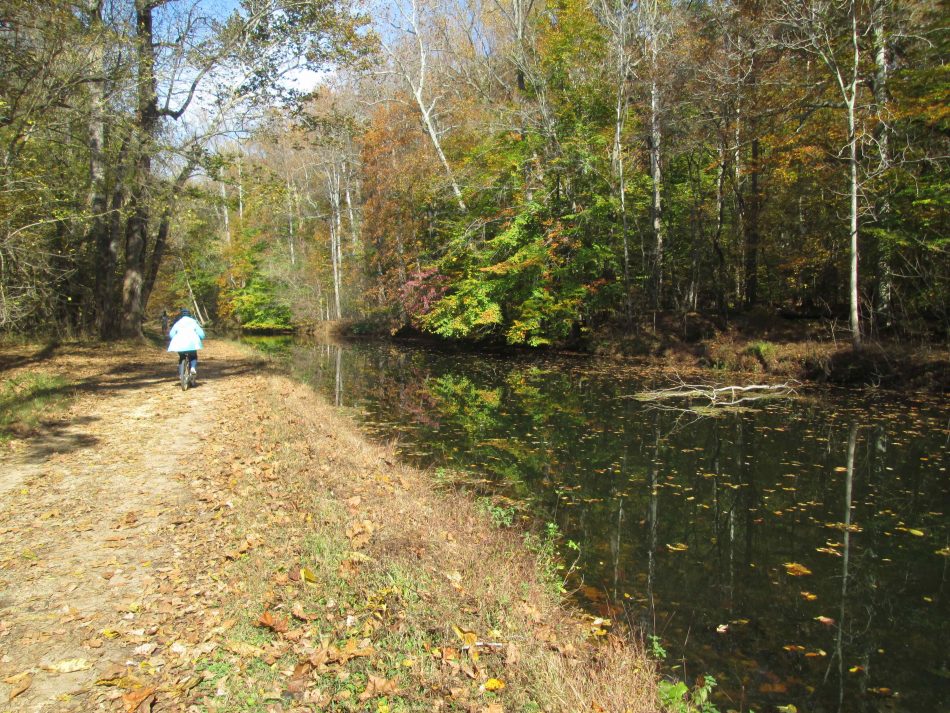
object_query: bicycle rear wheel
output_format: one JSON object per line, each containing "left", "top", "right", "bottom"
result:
{"left": 179, "top": 360, "right": 189, "bottom": 391}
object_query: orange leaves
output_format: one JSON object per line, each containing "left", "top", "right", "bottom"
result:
{"left": 258, "top": 609, "right": 289, "bottom": 633}
{"left": 782, "top": 562, "right": 812, "bottom": 576}
{"left": 121, "top": 686, "right": 156, "bottom": 713}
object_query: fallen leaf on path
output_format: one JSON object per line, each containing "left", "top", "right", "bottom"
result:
{"left": 484, "top": 678, "right": 505, "bottom": 692}
{"left": 96, "top": 663, "right": 143, "bottom": 690}
{"left": 258, "top": 610, "right": 289, "bottom": 633}
{"left": 358, "top": 674, "right": 400, "bottom": 701}
{"left": 291, "top": 602, "right": 318, "bottom": 621}
{"left": 42, "top": 658, "right": 91, "bottom": 673}
{"left": 122, "top": 685, "right": 155, "bottom": 712}
{"left": 225, "top": 639, "right": 266, "bottom": 658}
{"left": 5, "top": 672, "right": 31, "bottom": 700}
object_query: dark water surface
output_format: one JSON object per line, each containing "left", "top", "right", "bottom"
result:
{"left": 253, "top": 336, "right": 949, "bottom": 712}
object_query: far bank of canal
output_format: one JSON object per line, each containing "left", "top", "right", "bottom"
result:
{"left": 248, "top": 335, "right": 949, "bottom": 713}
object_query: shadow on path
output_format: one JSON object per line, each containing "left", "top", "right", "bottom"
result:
{"left": 6, "top": 347, "right": 269, "bottom": 464}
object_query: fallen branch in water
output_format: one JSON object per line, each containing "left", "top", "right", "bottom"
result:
{"left": 627, "top": 377, "right": 799, "bottom": 407}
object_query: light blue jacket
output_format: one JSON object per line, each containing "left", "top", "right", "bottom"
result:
{"left": 167, "top": 316, "right": 205, "bottom": 352}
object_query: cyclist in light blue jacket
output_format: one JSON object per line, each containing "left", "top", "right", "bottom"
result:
{"left": 168, "top": 308, "right": 205, "bottom": 384}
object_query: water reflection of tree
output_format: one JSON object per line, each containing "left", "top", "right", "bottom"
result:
{"left": 293, "top": 341, "right": 950, "bottom": 712}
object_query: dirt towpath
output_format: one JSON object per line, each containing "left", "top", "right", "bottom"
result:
{"left": 0, "top": 340, "right": 259, "bottom": 711}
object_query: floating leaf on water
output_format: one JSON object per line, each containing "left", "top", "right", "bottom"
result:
{"left": 800, "top": 591, "right": 818, "bottom": 601}
{"left": 783, "top": 562, "right": 812, "bottom": 576}
{"left": 907, "top": 529, "right": 925, "bottom": 537}
{"left": 783, "top": 645, "right": 806, "bottom": 652}
{"left": 814, "top": 615, "right": 835, "bottom": 626}
{"left": 665, "top": 542, "right": 688, "bottom": 552}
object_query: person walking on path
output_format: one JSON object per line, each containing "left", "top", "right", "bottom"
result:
{"left": 168, "top": 308, "right": 205, "bottom": 384}
{"left": 160, "top": 309, "right": 169, "bottom": 336}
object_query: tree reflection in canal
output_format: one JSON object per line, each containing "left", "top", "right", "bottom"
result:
{"left": 288, "top": 339, "right": 949, "bottom": 713}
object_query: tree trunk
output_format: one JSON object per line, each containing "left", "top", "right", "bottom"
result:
{"left": 848, "top": 97, "right": 861, "bottom": 349}
{"left": 120, "top": 0, "right": 159, "bottom": 338}
{"left": 848, "top": 4, "right": 862, "bottom": 349}
{"left": 713, "top": 142, "right": 728, "bottom": 318}
{"left": 744, "top": 137, "right": 760, "bottom": 306}
{"left": 872, "top": 0, "right": 892, "bottom": 328}
{"left": 649, "top": 74, "right": 663, "bottom": 308}
{"left": 86, "top": 1, "right": 114, "bottom": 339}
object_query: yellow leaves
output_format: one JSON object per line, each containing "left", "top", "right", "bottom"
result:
{"left": 783, "top": 562, "right": 812, "bottom": 576}
{"left": 300, "top": 566, "right": 319, "bottom": 584}
{"left": 42, "top": 658, "right": 91, "bottom": 673}
{"left": 225, "top": 639, "right": 266, "bottom": 658}
{"left": 454, "top": 625, "right": 481, "bottom": 662}
{"left": 825, "top": 521, "right": 863, "bottom": 533}
{"left": 936, "top": 546, "right": 950, "bottom": 557}
{"left": 484, "top": 678, "right": 505, "bottom": 691}
{"left": 907, "top": 529, "right": 925, "bottom": 537}
{"left": 665, "top": 542, "right": 688, "bottom": 552}
{"left": 783, "top": 645, "right": 806, "bottom": 652}
{"left": 454, "top": 625, "right": 478, "bottom": 647}
{"left": 800, "top": 591, "right": 818, "bottom": 601}
{"left": 587, "top": 617, "right": 611, "bottom": 637}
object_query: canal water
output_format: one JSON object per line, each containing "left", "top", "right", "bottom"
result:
{"left": 253, "top": 336, "right": 949, "bottom": 712}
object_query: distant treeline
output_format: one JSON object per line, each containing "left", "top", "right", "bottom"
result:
{"left": 1, "top": 0, "right": 945, "bottom": 346}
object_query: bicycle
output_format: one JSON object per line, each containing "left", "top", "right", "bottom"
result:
{"left": 177, "top": 351, "right": 197, "bottom": 391}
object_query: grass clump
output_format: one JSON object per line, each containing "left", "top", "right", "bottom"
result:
{"left": 0, "top": 372, "right": 72, "bottom": 439}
